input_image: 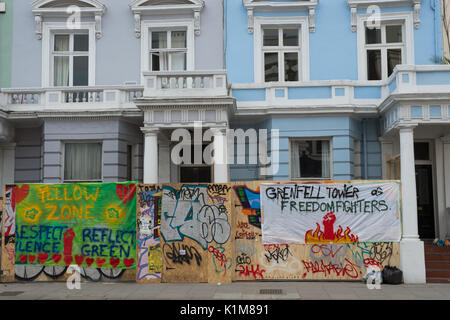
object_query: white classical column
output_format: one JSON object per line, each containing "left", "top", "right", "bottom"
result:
{"left": 142, "top": 127, "right": 159, "bottom": 184}
{"left": 212, "top": 127, "right": 229, "bottom": 183}
{"left": 398, "top": 124, "right": 426, "bottom": 284}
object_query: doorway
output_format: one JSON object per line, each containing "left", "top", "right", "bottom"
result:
{"left": 180, "top": 166, "right": 212, "bottom": 183}
{"left": 414, "top": 141, "right": 436, "bottom": 239}
{"left": 177, "top": 142, "right": 212, "bottom": 183}
{"left": 415, "top": 164, "right": 436, "bottom": 239}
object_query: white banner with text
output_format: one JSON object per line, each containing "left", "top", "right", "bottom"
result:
{"left": 261, "top": 182, "right": 401, "bottom": 244}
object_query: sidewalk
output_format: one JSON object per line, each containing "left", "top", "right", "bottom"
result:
{"left": 0, "top": 281, "right": 449, "bottom": 300}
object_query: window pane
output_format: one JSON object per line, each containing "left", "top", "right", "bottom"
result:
{"left": 263, "top": 29, "right": 279, "bottom": 46}
{"left": 64, "top": 143, "right": 102, "bottom": 181}
{"left": 73, "top": 56, "right": 89, "bottom": 86}
{"left": 367, "top": 50, "right": 382, "bottom": 80}
{"left": 387, "top": 49, "right": 402, "bottom": 77}
{"left": 171, "top": 31, "right": 187, "bottom": 49}
{"left": 365, "top": 27, "right": 381, "bottom": 44}
{"left": 151, "top": 52, "right": 169, "bottom": 71}
{"left": 264, "top": 52, "right": 278, "bottom": 82}
{"left": 54, "top": 35, "right": 69, "bottom": 51}
{"left": 284, "top": 52, "right": 298, "bottom": 81}
{"left": 152, "top": 31, "right": 167, "bottom": 49}
{"left": 291, "top": 140, "right": 330, "bottom": 178}
{"left": 386, "top": 25, "right": 402, "bottom": 43}
{"left": 171, "top": 52, "right": 187, "bottom": 71}
{"left": 283, "top": 29, "right": 298, "bottom": 46}
{"left": 54, "top": 56, "right": 69, "bottom": 86}
{"left": 74, "top": 34, "right": 89, "bottom": 51}
{"left": 151, "top": 53, "right": 160, "bottom": 71}
{"left": 414, "top": 142, "right": 430, "bottom": 161}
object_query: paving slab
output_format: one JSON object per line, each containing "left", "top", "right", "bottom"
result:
{"left": 0, "top": 281, "right": 449, "bottom": 300}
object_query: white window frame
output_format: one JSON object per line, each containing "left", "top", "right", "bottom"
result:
{"left": 42, "top": 22, "right": 96, "bottom": 87}
{"left": 357, "top": 12, "right": 414, "bottom": 81}
{"left": 149, "top": 29, "right": 188, "bottom": 72}
{"left": 62, "top": 141, "right": 103, "bottom": 183}
{"left": 140, "top": 19, "right": 195, "bottom": 84}
{"left": 254, "top": 16, "right": 310, "bottom": 83}
{"left": 261, "top": 27, "right": 302, "bottom": 83}
{"left": 289, "top": 138, "right": 333, "bottom": 180}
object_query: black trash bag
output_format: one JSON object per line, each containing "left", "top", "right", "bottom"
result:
{"left": 382, "top": 266, "right": 403, "bottom": 284}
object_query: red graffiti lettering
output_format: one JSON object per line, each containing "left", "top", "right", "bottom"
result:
{"left": 238, "top": 264, "right": 265, "bottom": 280}
{"left": 363, "top": 258, "right": 383, "bottom": 270}
{"left": 302, "top": 258, "right": 360, "bottom": 279}
{"left": 208, "top": 245, "right": 227, "bottom": 268}
{"left": 310, "top": 244, "right": 344, "bottom": 258}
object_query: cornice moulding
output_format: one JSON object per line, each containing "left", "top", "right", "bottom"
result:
{"left": 242, "top": 0, "right": 318, "bottom": 33}
{"left": 347, "top": 0, "right": 422, "bottom": 31}
{"left": 130, "top": 0, "right": 205, "bottom": 37}
{"left": 31, "top": 0, "right": 106, "bottom": 39}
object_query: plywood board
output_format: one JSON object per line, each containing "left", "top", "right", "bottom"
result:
{"left": 205, "top": 183, "right": 233, "bottom": 283}
{"left": 0, "top": 185, "right": 15, "bottom": 282}
{"left": 136, "top": 184, "right": 163, "bottom": 283}
{"left": 231, "top": 181, "right": 401, "bottom": 281}
{"left": 160, "top": 183, "right": 233, "bottom": 283}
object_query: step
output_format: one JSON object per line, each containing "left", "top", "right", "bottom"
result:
{"left": 426, "top": 270, "right": 450, "bottom": 278}
{"left": 425, "top": 261, "right": 450, "bottom": 270}
{"left": 426, "top": 278, "right": 450, "bottom": 284}
{"left": 425, "top": 253, "right": 450, "bottom": 262}
{"left": 424, "top": 246, "right": 450, "bottom": 254}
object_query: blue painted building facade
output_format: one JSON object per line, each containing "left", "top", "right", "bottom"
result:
{"left": 226, "top": 0, "right": 443, "bottom": 182}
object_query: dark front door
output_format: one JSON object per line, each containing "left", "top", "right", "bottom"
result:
{"left": 415, "top": 164, "right": 435, "bottom": 239}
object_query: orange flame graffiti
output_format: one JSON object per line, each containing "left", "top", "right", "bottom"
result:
{"left": 305, "top": 212, "right": 359, "bottom": 244}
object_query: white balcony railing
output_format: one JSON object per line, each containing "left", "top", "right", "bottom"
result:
{"left": 142, "top": 70, "right": 228, "bottom": 98}
{"left": 0, "top": 85, "right": 144, "bottom": 111}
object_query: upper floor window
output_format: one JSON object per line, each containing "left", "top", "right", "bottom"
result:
{"left": 42, "top": 22, "right": 96, "bottom": 87}
{"left": 150, "top": 30, "right": 187, "bottom": 71}
{"left": 365, "top": 24, "right": 404, "bottom": 80}
{"left": 263, "top": 27, "right": 300, "bottom": 82}
{"left": 52, "top": 33, "right": 90, "bottom": 87}
{"left": 254, "top": 16, "right": 310, "bottom": 83}
{"left": 32, "top": 0, "right": 105, "bottom": 87}
{"left": 140, "top": 19, "right": 195, "bottom": 83}
{"left": 356, "top": 12, "right": 414, "bottom": 81}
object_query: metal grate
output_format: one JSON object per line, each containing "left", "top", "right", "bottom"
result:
{"left": 0, "top": 291, "right": 24, "bottom": 297}
{"left": 259, "top": 289, "right": 283, "bottom": 295}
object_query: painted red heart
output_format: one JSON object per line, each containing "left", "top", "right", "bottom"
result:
{"left": 64, "top": 255, "right": 73, "bottom": 266}
{"left": 19, "top": 255, "right": 27, "bottom": 264}
{"left": 52, "top": 254, "right": 62, "bottom": 263}
{"left": 116, "top": 184, "right": 136, "bottom": 205}
{"left": 123, "top": 258, "right": 135, "bottom": 268}
{"left": 96, "top": 258, "right": 106, "bottom": 267}
{"left": 38, "top": 253, "right": 49, "bottom": 264}
{"left": 28, "top": 255, "right": 36, "bottom": 263}
{"left": 14, "top": 184, "right": 30, "bottom": 204}
{"left": 110, "top": 258, "right": 120, "bottom": 268}
{"left": 75, "top": 255, "right": 84, "bottom": 266}
{"left": 86, "top": 257, "right": 94, "bottom": 267}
